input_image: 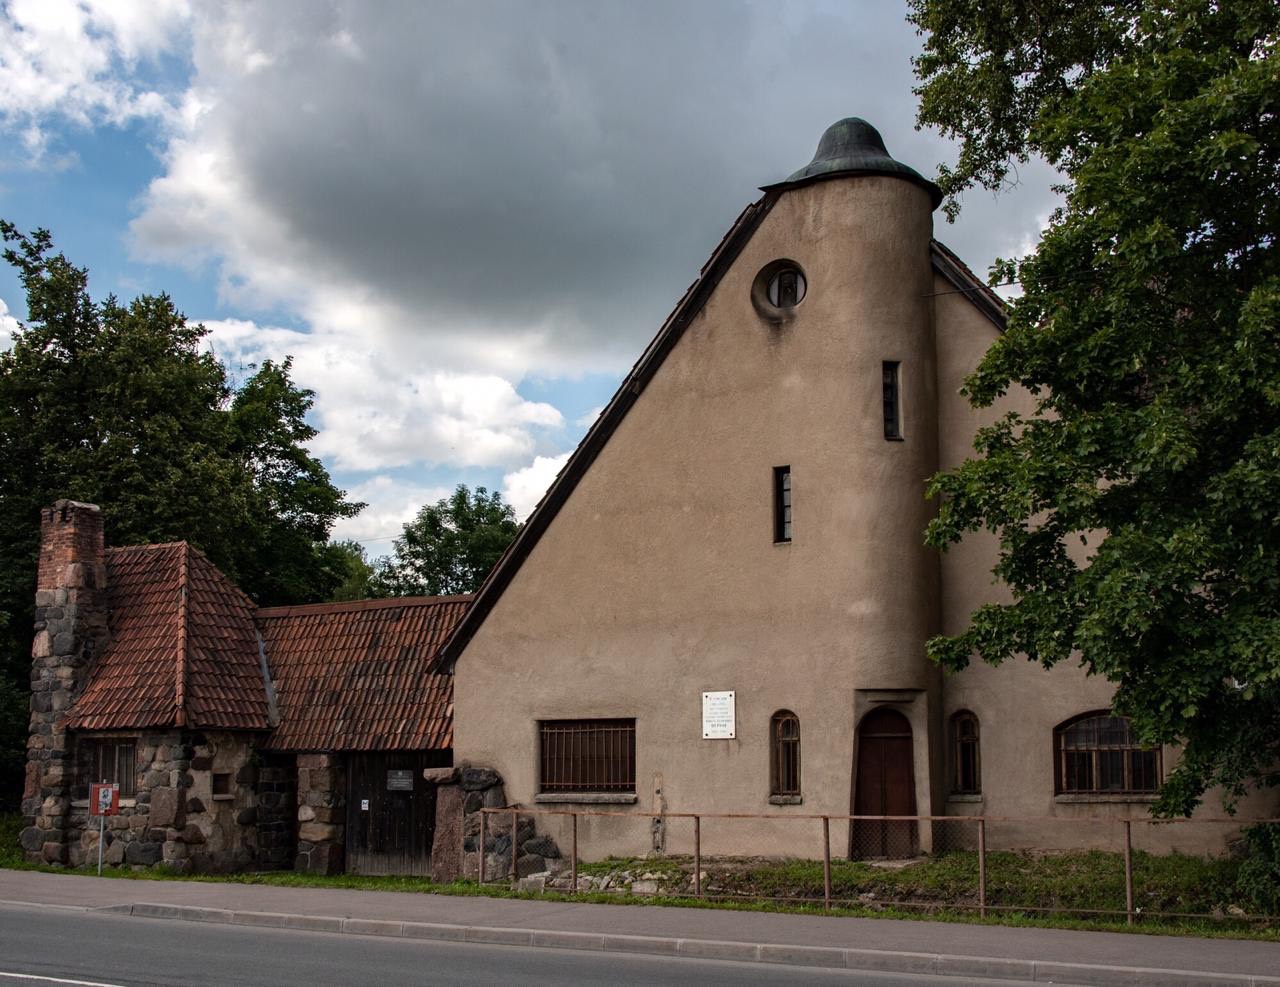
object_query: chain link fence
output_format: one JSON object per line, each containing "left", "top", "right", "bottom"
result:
{"left": 471, "top": 807, "right": 1280, "bottom": 928}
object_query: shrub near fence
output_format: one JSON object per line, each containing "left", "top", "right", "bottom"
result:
{"left": 474, "top": 807, "right": 1280, "bottom": 928}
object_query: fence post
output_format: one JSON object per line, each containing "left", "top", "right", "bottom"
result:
{"left": 822, "top": 816, "right": 832, "bottom": 913}
{"left": 694, "top": 815, "right": 702, "bottom": 898}
{"left": 1123, "top": 820, "right": 1135, "bottom": 926}
{"left": 977, "top": 817, "right": 987, "bottom": 919}
{"left": 571, "top": 813, "right": 578, "bottom": 894}
{"left": 510, "top": 807, "right": 519, "bottom": 887}
{"left": 479, "top": 811, "right": 488, "bottom": 885}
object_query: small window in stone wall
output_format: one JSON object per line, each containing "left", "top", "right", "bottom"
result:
{"left": 86, "top": 740, "right": 136, "bottom": 798}
{"left": 212, "top": 772, "right": 233, "bottom": 798}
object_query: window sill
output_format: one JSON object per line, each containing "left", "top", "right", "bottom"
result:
{"left": 211, "top": 794, "right": 236, "bottom": 802}
{"left": 768, "top": 795, "right": 803, "bottom": 806}
{"left": 1055, "top": 793, "right": 1158, "bottom": 804}
{"left": 535, "top": 793, "right": 638, "bottom": 805}
{"left": 947, "top": 794, "right": 983, "bottom": 804}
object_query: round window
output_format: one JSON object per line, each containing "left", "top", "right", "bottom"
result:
{"left": 767, "top": 268, "right": 807, "bottom": 307}
{"left": 751, "top": 259, "right": 808, "bottom": 324}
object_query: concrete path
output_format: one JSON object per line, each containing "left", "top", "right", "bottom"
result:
{"left": 2, "top": 869, "right": 1278, "bottom": 986}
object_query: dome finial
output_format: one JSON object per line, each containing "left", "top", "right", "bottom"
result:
{"left": 763, "top": 117, "right": 942, "bottom": 209}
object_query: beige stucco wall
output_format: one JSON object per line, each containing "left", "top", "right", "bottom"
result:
{"left": 454, "top": 174, "right": 1276, "bottom": 860}
{"left": 456, "top": 175, "right": 943, "bottom": 859}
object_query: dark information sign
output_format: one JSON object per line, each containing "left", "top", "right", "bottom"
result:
{"left": 386, "top": 769, "right": 414, "bottom": 791}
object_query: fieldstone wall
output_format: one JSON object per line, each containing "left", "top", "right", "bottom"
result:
{"left": 457, "top": 764, "right": 563, "bottom": 884}
{"left": 46, "top": 730, "right": 261, "bottom": 872}
{"left": 294, "top": 753, "right": 345, "bottom": 874}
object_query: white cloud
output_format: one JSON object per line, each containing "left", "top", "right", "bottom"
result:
{"left": 202, "top": 318, "right": 564, "bottom": 473}
{"left": 502, "top": 452, "right": 571, "bottom": 522}
{"left": 329, "top": 474, "right": 452, "bottom": 550}
{"left": 0, "top": 298, "right": 19, "bottom": 351}
{"left": 0, "top": 0, "right": 190, "bottom": 162}
{"left": 575, "top": 404, "right": 606, "bottom": 428}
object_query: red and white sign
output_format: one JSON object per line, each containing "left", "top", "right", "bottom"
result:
{"left": 90, "top": 783, "right": 119, "bottom": 816}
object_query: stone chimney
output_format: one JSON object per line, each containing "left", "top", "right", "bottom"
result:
{"left": 22, "top": 500, "right": 109, "bottom": 864}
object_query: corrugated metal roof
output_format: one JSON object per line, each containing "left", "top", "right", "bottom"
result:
{"left": 66, "top": 542, "right": 269, "bottom": 732}
{"left": 257, "top": 596, "right": 470, "bottom": 752}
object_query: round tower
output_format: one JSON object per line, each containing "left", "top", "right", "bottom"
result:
{"left": 763, "top": 118, "right": 942, "bottom": 692}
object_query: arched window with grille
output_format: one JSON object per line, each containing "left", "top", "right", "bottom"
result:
{"left": 770, "top": 710, "right": 801, "bottom": 800}
{"left": 1054, "top": 711, "right": 1160, "bottom": 795}
{"left": 950, "top": 711, "right": 980, "bottom": 795}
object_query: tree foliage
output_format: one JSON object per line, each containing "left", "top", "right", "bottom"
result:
{"left": 0, "top": 224, "right": 362, "bottom": 804}
{"left": 374, "top": 485, "right": 518, "bottom": 597}
{"left": 910, "top": 1, "right": 1279, "bottom": 813}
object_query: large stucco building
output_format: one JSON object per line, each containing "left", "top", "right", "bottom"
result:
{"left": 444, "top": 118, "right": 1276, "bottom": 858}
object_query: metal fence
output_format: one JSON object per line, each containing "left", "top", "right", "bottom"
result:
{"left": 471, "top": 807, "right": 1280, "bottom": 927}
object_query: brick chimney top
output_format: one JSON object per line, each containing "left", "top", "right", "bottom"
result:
{"left": 38, "top": 500, "right": 106, "bottom": 595}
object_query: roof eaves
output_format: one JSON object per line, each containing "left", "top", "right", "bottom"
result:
{"left": 930, "top": 239, "right": 1007, "bottom": 331}
{"left": 438, "top": 193, "right": 778, "bottom": 671}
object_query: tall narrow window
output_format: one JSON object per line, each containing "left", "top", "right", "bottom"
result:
{"left": 883, "top": 361, "right": 902, "bottom": 439}
{"left": 950, "top": 711, "right": 981, "bottom": 795}
{"left": 770, "top": 710, "right": 801, "bottom": 798}
{"left": 773, "top": 466, "right": 792, "bottom": 543}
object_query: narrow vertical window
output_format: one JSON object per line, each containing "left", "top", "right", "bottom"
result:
{"left": 950, "top": 711, "right": 981, "bottom": 796}
{"left": 770, "top": 710, "right": 801, "bottom": 798}
{"left": 883, "top": 361, "right": 902, "bottom": 440}
{"left": 773, "top": 466, "right": 791, "bottom": 543}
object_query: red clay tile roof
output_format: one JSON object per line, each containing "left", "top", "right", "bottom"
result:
{"left": 257, "top": 596, "right": 470, "bottom": 752}
{"left": 66, "top": 542, "right": 270, "bottom": 732}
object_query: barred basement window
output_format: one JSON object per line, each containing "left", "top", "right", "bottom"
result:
{"left": 950, "top": 711, "right": 981, "bottom": 795}
{"left": 770, "top": 710, "right": 801, "bottom": 797}
{"left": 1054, "top": 712, "right": 1160, "bottom": 795}
{"left": 92, "top": 740, "right": 137, "bottom": 798}
{"left": 773, "top": 466, "right": 792, "bottom": 543}
{"left": 539, "top": 719, "right": 636, "bottom": 793}
{"left": 883, "top": 361, "right": 902, "bottom": 440}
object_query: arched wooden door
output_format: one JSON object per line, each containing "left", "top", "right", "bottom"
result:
{"left": 852, "top": 708, "right": 918, "bottom": 858}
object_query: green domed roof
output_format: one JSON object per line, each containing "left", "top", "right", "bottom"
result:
{"left": 763, "top": 117, "right": 942, "bottom": 209}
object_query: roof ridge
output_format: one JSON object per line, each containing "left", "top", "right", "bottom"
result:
{"left": 106, "top": 540, "right": 189, "bottom": 554}
{"left": 256, "top": 594, "right": 473, "bottom": 618}
{"left": 174, "top": 541, "right": 190, "bottom": 727}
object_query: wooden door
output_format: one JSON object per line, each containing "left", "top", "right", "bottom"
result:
{"left": 345, "top": 752, "right": 442, "bottom": 876}
{"left": 852, "top": 708, "right": 918, "bottom": 858}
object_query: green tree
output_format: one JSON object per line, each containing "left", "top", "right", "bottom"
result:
{"left": 909, "top": 1, "right": 1279, "bottom": 813}
{"left": 0, "top": 224, "right": 362, "bottom": 804}
{"left": 327, "top": 540, "right": 376, "bottom": 602}
{"left": 374, "top": 485, "right": 519, "bottom": 597}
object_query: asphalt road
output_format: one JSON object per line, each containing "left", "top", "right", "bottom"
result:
{"left": 0, "top": 903, "right": 1059, "bottom": 986}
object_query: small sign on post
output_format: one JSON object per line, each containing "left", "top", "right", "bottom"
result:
{"left": 89, "top": 783, "right": 119, "bottom": 876}
{"left": 702, "top": 690, "right": 736, "bottom": 739}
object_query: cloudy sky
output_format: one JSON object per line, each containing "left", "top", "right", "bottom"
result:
{"left": 0, "top": 0, "right": 1057, "bottom": 554}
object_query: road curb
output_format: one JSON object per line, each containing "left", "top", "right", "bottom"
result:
{"left": 101, "top": 901, "right": 1280, "bottom": 986}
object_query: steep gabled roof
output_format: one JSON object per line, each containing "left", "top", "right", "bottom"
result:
{"left": 257, "top": 596, "right": 470, "bottom": 752}
{"left": 438, "top": 206, "right": 1006, "bottom": 669}
{"left": 65, "top": 542, "right": 270, "bottom": 732}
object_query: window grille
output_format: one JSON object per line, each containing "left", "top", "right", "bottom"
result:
{"left": 1054, "top": 713, "right": 1160, "bottom": 795}
{"left": 93, "top": 740, "right": 137, "bottom": 797}
{"left": 539, "top": 719, "right": 636, "bottom": 793}
{"left": 770, "top": 710, "right": 801, "bottom": 797}
{"left": 773, "top": 466, "right": 792, "bottom": 543}
{"left": 951, "top": 711, "right": 981, "bottom": 795}
{"left": 883, "top": 361, "right": 902, "bottom": 439}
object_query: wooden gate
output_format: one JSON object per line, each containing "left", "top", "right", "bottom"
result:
{"left": 345, "top": 752, "right": 444, "bottom": 876}
{"left": 852, "top": 708, "right": 918, "bottom": 858}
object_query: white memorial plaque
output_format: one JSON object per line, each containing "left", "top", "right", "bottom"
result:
{"left": 702, "top": 690, "right": 736, "bottom": 739}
